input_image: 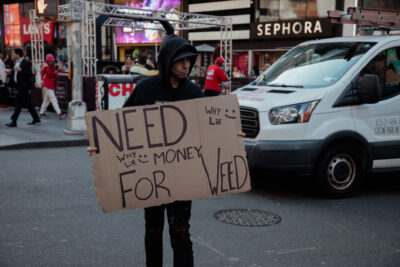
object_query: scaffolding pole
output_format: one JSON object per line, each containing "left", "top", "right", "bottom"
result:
{"left": 82, "top": 1, "right": 97, "bottom": 77}
{"left": 29, "top": 9, "right": 44, "bottom": 87}
{"left": 220, "top": 17, "right": 233, "bottom": 93}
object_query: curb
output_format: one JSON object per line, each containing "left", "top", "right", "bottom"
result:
{"left": 0, "top": 139, "right": 89, "bottom": 150}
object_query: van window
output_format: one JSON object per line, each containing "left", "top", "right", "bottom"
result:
{"left": 252, "top": 42, "right": 376, "bottom": 89}
{"left": 385, "top": 47, "right": 400, "bottom": 98}
{"left": 359, "top": 52, "right": 386, "bottom": 90}
{"left": 359, "top": 47, "right": 400, "bottom": 99}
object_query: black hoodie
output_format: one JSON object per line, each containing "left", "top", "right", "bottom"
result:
{"left": 123, "top": 35, "right": 202, "bottom": 107}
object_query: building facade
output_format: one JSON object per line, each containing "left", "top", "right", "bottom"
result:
{"left": 184, "top": 0, "right": 400, "bottom": 77}
{"left": 1, "top": 0, "right": 399, "bottom": 75}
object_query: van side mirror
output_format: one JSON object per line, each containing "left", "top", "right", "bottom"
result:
{"left": 359, "top": 74, "right": 380, "bottom": 104}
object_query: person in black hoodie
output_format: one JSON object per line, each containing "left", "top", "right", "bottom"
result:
{"left": 89, "top": 34, "right": 201, "bottom": 267}
{"left": 87, "top": 29, "right": 246, "bottom": 267}
{"left": 126, "top": 33, "right": 201, "bottom": 267}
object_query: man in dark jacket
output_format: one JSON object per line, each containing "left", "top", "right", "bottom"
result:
{"left": 6, "top": 48, "right": 40, "bottom": 127}
{"left": 86, "top": 32, "right": 246, "bottom": 266}
{"left": 124, "top": 34, "right": 201, "bottom": 267}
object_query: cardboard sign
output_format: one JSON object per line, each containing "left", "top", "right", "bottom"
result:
{"left": 85, "top": 95, "right": 251, "bottom": 213}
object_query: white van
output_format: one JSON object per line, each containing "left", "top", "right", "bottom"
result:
{"left": 234, "top": 35, "right": 400, "bottom": 197}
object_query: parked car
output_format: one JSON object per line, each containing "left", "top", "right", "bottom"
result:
{"left": 234, "top": 35, "right": 400, "bottom": 197}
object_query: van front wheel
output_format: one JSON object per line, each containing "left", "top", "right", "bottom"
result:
{"left": 314, "top": 144, "right": 363, "bottom": 198}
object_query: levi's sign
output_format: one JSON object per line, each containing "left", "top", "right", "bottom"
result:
{"left": 85, "top": 95, "right": 251, "bottom": 213}
{"left": 250, "top": 18, "right": 332, "bottom": 39}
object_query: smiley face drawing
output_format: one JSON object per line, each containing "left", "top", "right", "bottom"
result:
{"left": 138, "top": 154, "right": 149, "bottom": 164}
{"left": 224, "top": 108, "right": 237, "bottom": 119}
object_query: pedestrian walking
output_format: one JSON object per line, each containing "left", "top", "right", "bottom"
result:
{"left": 39, "top": 54, "right": 66, "bottom": 119}
{"left": 1, "top": 53, "right": 15, "bottom": 110}
{"left": 6, "top": 48, "right": 40, "bottom": 127}
{"left": 204, "top": 57, "right": 229, "bottom": 96}
{"left": 0, "top": 51, "right": 8, "bottom": 109}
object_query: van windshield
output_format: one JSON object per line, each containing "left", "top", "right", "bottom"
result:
{"left": 253, "top": 42, "right": 376, "bottom": 88}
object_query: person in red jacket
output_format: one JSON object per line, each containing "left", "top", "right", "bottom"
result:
{"left": 204, "top": 57, "right": 229, "bottom": 96}
{"left": 39, "top": 54, "right": 66, "bottom": 119}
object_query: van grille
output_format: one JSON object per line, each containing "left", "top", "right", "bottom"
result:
{"left": 240, "top": 106, "right": 259, "bottom": 138}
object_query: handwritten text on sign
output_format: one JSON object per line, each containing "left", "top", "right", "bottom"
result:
{"left": 85, "top": 95, "right": 250, "bottom": 213}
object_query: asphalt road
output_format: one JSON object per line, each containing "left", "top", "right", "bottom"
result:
{"left": 1, "top": 147, "right": 399, "bottom": 267}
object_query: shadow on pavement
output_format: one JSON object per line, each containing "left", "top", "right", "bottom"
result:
{"left": 362, "top": 171, "right": 400, "bottom": 194}
{"left": 250, "top": 168, "right": 400, "bottom": 199}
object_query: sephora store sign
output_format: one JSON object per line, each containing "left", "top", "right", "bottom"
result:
{"left": 251, "top": 18, "right": 332, "bottom": 39}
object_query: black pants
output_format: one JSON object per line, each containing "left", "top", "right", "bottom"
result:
{"left": 145, "top": 201, "right": 193, "bottom": 267}
{"left": 0, "top": 85, "right": 9, "bottom": 105}
{"left": 204, "top": 89, "right": 220, "bottom": 97}
{"left": 11, "top": 90, "right": 39, "bottom": 122}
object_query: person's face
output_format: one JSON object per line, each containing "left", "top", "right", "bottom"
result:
{"left": 11, "top": 50, "right": 17, "bottom": 60}
{"left": 126, "top": 57, "right": 132, "bottom": 65}
{"left": 171, "top": 57, "right": 190, "bottom": 79}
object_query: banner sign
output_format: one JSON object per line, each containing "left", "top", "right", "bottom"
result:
{"left": 21, "top": 17, "right": 55, "bottom": 45}
{"left": 95, "top": 82, "right": 136, "bottom": 110}
{"left": 250, "top": 18, "right": 332, "bottom": 39}
{"left": 85, "top": 95, "right": 251, "bottom": 213}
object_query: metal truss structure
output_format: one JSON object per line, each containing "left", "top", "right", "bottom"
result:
{"left": 82, "top": 1, "right": 97, "bottom": 77}
{"left": 31, "top": 1, "right": 233, "bottom": 87}
{"left": 29, "top": 9, "right": 45, "bottom": 78}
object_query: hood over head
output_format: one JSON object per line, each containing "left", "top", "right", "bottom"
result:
{"left": 45, "top": 53, "right": 55, "bottom": 62}
{"left": 157, "top": 34, "right": 198, "bottom": 89}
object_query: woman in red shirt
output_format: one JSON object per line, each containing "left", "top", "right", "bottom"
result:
{"left": 204, "top": 57, "right": 229, "bottom": 96}
{"left": 39, "top": 54, "right": 66, "bottom": 119}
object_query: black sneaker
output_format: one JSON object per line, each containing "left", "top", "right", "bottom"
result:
{"left": 6, "top": 121, "right": 17, "bottom": 127}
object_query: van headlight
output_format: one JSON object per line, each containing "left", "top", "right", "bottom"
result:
{"left": 268, "top": 100, "right": 320, "bottom": 125}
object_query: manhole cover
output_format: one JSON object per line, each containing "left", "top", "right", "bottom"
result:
{"left": 213, "top": 209, "right": 281, "bottom": 227}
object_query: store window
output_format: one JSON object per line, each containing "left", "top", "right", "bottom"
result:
{"left": 279, "top": 0, "right": 307, "bottom": 20}
{"left": 259, "top": 0, "right": 279, "bottom": 22}
{"left": 258, "top": 0, "right": 336, "bottom": 21}
{"left": 233, "top": 53, "right": 248, "bottom": 78}
{"left": 360, "top": 0, "right": 400, "bottom": 10}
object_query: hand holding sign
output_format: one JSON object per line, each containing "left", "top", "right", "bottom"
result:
{"left": 86, "top": 147, "right": 97, "bottom": 156}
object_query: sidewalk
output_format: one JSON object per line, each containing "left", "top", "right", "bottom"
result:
{"left": 0, "top": 108, "right": 88, "bottom": 150}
